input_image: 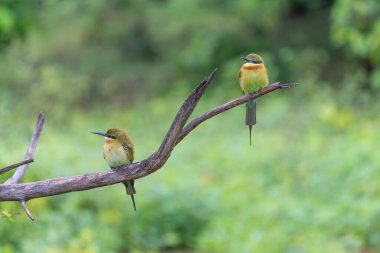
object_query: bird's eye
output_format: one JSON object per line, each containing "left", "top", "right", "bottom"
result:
{"left": 106, "top": 134, "right": 116, "bottom": 139}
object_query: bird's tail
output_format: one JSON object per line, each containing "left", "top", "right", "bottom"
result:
{"left": 123, "top": 180, "right": 137, "bottom": 211}
{"left": 129, "top": 194, "right": 136, "bottom": 211}
{"left": 245, "top": 99, "right": 256, "bottom": 145}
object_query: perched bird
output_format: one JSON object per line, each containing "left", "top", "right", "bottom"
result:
{"left": 238, "top": 53, "right": 269, "bottom": 145}
{"left": 92, "top": 128, "right": 137, "bottom": 211}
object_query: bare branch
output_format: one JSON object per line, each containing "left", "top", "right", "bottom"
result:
{"left": 2, "top": 113, "right": 44, "bottom": 220}
{"left": 0, "top": 71, "right": 297, "bottom": 208}
{"left": 0, "top": 159, "right": 34, "bottom": 176}
{"left": 155, "top": 68, "right": 218, "bottom": 158}
{"left": 4, "top": 113, "right": 44, "bottom": 185}
{"left": 20, "top": 200, "right": 34, "bottom": 221}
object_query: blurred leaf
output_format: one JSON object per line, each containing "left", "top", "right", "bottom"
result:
{"left": 1, "top": 210, "right": 14, "bottom": 222}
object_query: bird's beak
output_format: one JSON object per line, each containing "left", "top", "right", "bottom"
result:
{"left": 91, "top": 131, "right": 116, "bottom": 139}
{"left": 241, "top": 56, "right": 249, "bottom": 62}
{"left": 91, "top": 131, "right": 107, "bottom": 137}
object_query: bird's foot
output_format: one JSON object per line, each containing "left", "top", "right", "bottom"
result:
{"left": 111, "top": 165, "right": 125, "bottom": 170}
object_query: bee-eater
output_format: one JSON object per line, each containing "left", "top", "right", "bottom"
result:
{"left": 92, "top": 128, "right": 137, "bottom": 211}
{"left": 238, "top": 53, "right": 269, "bottom": 145}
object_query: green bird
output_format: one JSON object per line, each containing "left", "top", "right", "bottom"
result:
{"left": 92, "top": 128, "right": 137, "bottom": 211}
{"left": 238, "top": 53, "right": 269, "bottom": 145}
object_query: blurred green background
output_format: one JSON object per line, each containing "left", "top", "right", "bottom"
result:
{"left": 1, "top": 0, "right": 380, "bottom": 252}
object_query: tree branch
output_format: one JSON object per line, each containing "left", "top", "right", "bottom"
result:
{"left": 2, "top": 112, "right": 44, "bottom": 220}
{"left": 0, "top": 159, "right": 34, "bottom": 176}
{"left": 151, "top": 68, "right": 218, "bottom": 168}
{"left": 0, "top": 71, "right": 296, "bottom": 214}
{"left": 4, "top": 112, "right": 44, "bottom": 185}
{"left": 20, "top": 200, "right": 34, "bottom": 221}
{"left": 157, "top": 69, "right": 217, "bottom": 152}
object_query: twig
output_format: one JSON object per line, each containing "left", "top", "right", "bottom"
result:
{"left": 0, "top": 71, "right": 297, "bottom": 213}
{"left": 0, "top": 158, "right": 34, "bottom": 176}
{"left": 20, "top": 200, "right": 34, "bottom": 221}
{"left": 4, "top": 112, "right": 44, "bottom": 185}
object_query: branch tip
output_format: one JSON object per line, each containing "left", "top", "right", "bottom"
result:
{"left": 21, "top": 200, "right": 34, "bottom": 221}
{"left": 279, "top": 82, "right": 298, "bottom": 88}
{"left": 38, "top": 112, "right": 45, "bottom": 121}
{"left": 207, "top": 68, "right": 218, "bottom": 81}
{"left": 0, "top": 158, "right": 34, "bottom": 176}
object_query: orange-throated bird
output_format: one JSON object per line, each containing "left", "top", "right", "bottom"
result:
{"left": 92, "top": 128, "right": 137, "bottom": 211}
{"left": 238, "top": 53, "right": 269, "bottom": 145}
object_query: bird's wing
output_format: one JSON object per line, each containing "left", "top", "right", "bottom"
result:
{"left": 238, "top": 69, "right": 245, "bottom": 94}
{"left": 122, "top": 143, "right": 134, "bottom": 163}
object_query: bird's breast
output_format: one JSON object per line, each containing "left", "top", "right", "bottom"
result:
{"left": 239, "top": 64, "right": 268, "bottom": 94}
{"left": 103, "top": 142, "right": 130, "bottom": 168}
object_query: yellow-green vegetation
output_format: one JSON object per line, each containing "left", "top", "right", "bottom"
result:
{"left": 1, "top": 0, "right": 380, "bottom": 252}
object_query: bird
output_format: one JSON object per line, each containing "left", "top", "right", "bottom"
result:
{"left": 92, "top": 128, "right": 137, "bottom": 211}
{"left": 238, "top": 53, "right": 269, "bottom": 145}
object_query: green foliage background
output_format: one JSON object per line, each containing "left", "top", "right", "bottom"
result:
{"left": 1, "top": 0, "right": 380, "bottom": 252}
